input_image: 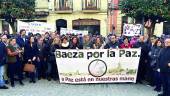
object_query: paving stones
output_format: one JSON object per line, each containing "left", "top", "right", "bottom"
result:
{"left": 0, "top": 80, "right": 158, "bottom": 96}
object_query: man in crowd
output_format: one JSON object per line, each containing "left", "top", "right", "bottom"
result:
{"left": 0, "top": 35, "right": 8, "bottom": 89}
{"left": 16, "top": 29, "right": 27, "bottom": 48}
{"left": 134, "top": 36, "right": 150, "bottom": 83}
{"left": 16, "top": 29, "right": 27, "bottom": 79}
{"left": 104, "top": 34, "right": 119, "bottom": 49}
{"left": 157, "top": 38, "right": 170, "bottom": 96}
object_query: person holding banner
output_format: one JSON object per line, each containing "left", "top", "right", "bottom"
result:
{"left": 61, "top": 36, "right": 70, "bottom": 49}
{"left": 104, "top": 35, "right": 119, "bottom": 49}
{"left": 92, "top": 36, "right": 104, "bottom": 49}
{"left": 49, "top": 37, "right": 61, "bottom": 81}
{"left": 70, "top": 36, "right": 83, "bottom": 49}
{"left": 119, "top": 37, "right": 132, "bottom": 48}
{"left": 83, "top": 35, "right": 92, "bottom": 49}
{"left": 134, "top": 36, "right": 150, "bottom": 84}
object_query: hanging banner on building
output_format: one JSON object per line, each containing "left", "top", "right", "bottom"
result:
{"left": 123, "top": 24, "right": 142, "bottom": 36}
{"left": 60, "top": 28, "right": 88, "bottom": 36}
{"left": 55, "top": 49, "right": 141, "bottom": 84}
{"left": 17, "top": 20, "right": 55, "bottom": 34}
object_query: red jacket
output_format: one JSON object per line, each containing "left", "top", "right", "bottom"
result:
{"left": 120, "top": 43, "right": 132, "bottom": 48}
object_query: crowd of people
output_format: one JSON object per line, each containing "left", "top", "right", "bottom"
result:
{"left": 0, "top": 29, "right": 170, "bottom": 96}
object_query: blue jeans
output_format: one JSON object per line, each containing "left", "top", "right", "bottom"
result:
{"left": 0, "top": 66, "right": 5, "bottom": 87}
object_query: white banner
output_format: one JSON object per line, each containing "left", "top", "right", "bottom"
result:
{"left": 17, "top": 21, "right": 55, "bottom": 34}
{"left": 60, "top": 28, "right": 88, "bottom": 36}
{"left": 55, "top": 49, "right": 141, "bottom": 84}
{"left": 123, "top": 24, "right": 142, "bottom": 36}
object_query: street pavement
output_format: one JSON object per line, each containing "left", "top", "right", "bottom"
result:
{"left": 0, "top": 79, "right": 159, "bottom": 96}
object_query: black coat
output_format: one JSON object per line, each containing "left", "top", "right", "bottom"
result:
{"left": 149, "top": 46, "right": 162, "bottom": 69}
{"left": 158, "top": 47, "right": 170, "bottom": 73}
{"left": 134, "top": 41, "right": 150, "bottom": 62}
{"left": 50, "top": 44, "right": 60, "bottom": 61}
{"left": 43, "top": 42, "right": 51, "bottom": 60}
{"left": 70, "top": 44, "right": 83, "bottom": 49}
{"left": 37, "top": 43, "right": 45, "bottom": 60}
{"left": 24, "top": 43, "right": 38, "bottom": 61}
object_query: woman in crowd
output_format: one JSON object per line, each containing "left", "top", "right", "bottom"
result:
{"left": 49, "top": 37, "right": 61, "bottom": 81}
{"left": 130, "top": 36, "right": 138, "bottom": 46}
{"left": 61, "top": 36, "right": 70, "bottom": 49}
{"left": 70, "top": 36, "right": 83, "bottom": 49}
{"left": 24, "top": 36, "right": 38, "bottom": 83}
{"left": 119, "top": 37, "right": 132, "bottom": 48}
{"left": 83, "top": 35, "right": 92, "bottom": 49}
{"left": 149, "top": 39, "right": 163, "bottom": 92}
{"left": 7, "top": 38, "right": 24, "bottom": 87}
{"left": 92, "top": 36, "right": 104, "bottom": 49}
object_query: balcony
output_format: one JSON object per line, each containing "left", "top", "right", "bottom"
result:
{"left": 82, "top": 0, "right": 101, "bottom": 13}
{"left": 54, "top": 0, "right": 73, "bottom": 13}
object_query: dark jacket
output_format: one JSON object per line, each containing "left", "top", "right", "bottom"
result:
{"left": 0, "top": 42, "right": 7, "bottom": 66}
{"left": 149, "top": 46, "right": 162, "bottom": 69}
{"left": 158, "top": 47, "right": 170, "bottom": 73}
{"left": 133, "top": 41, "right": 150, "bottom": 64}
{"left": 104, "top": 41, "right": 119, "bottom": 49}
{"left": 16, "top": 36, "right": 28, "bottom": 48}
{"left": 70, "top": 43, "right": 83, "bottom": 49}
{"left": 24, "top": 43, "right": 38, "bottom": 61}
{"left": 43, "top": 42, "right": 51, "bottom": 60}
{"left": 37, "top": 43, "right": 45, "bottom": 60}
{"left": 50, "top": 44, "right": 61, "bottom": 61}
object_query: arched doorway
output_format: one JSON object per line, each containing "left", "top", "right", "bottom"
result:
{"left": 56, "top": 19, "right": 67, "bottom": 34}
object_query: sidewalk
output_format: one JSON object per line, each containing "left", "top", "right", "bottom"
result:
{"left": 0, "top": 80, "right": 158, "bottom": 96}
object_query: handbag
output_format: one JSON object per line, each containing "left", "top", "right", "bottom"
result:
{"left": 23, "top": 61, "right": 35, "bottom": 72}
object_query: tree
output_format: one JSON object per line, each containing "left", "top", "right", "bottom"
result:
{"left": 0, "top": 0, "right": 35, "bottom": 34}
{"left": 119, "top": 0, "right": 170, "bottom": 37}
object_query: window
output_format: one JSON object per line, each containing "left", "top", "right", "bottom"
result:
{"left": 83, "top": 0, "right": 100, "bottom": 10}
{"left": 55, "top": 0, "right": 73, "bottom": 11}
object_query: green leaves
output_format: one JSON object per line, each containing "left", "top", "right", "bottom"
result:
{"left": 119, "top": 0, "right": 170, "bottom": 22}
{"left": 0, "top": 0, "right": 35, "bottom": 22}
